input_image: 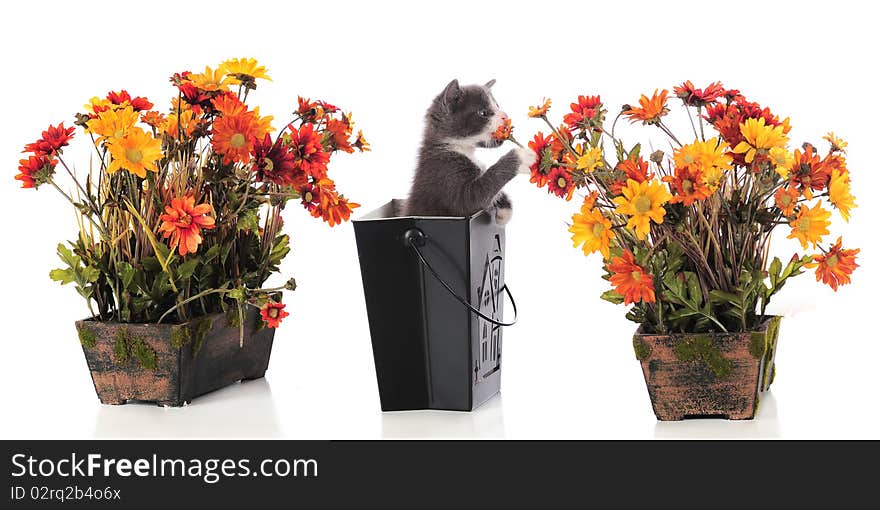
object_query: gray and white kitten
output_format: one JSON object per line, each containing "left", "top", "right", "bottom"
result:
{"left": 402, "top": 79, "right": 534, "bottom": 224}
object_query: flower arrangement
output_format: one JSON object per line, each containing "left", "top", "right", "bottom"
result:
{"left": 512, "top": 82, "right": 858, "bottom": 333}
{"left": 16, "top": 58, "right": 368, "bottom": 332}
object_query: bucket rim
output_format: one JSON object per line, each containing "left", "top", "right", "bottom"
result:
{"left": 353, "top": 199, "right": 488, "bottom": 223}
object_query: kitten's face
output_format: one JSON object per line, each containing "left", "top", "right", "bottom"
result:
{"left": 428, "top": 79, "right": 507, "bottom": 147}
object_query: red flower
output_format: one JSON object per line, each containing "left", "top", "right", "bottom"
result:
{"left": 23, "top": 123, "right": 75, "bottom": 156}
{"left": 260, "top": 302, "right": 289, "bottom": 328}
{"left": 607, "top": 250, "right": 656, "bottom": 305}
{"left": 546, "top": 167, "right": 575, "bottom": 200}
{"left": 563, "top": 95, "right": 602, "bottom": 130}
{"left": 16, "top": 154, "right": 56, "bottom": 189}
{"left": 288, "top": 123, "right": 330, "bottom": 179}
{"left": 528, "top": 132, "right": 554, "bottom": 188}
{"left": 171, "top": 71, "right": 215, "bottom": 108}
{"left": 251, "top": 134, "right": 302, "bottom": 186}
{"left": 106, "top": 90, "right": 153, "bottom": 111}
{"left": 673, "top": 81, "right": 725, "bottom": 107}
{"left": 703, "top": 92, "right": 790, "bottom": 165}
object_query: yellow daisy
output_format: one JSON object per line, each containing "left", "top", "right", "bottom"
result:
{"left": 674, "top": 137, "right": 732, "bottom": 189}
{"left": 219, "top": 57, "right": 271, "bottom": 84}
{"left": 732, "top": 117, "right": 789, "bottom": 164}
{"left": 787, "top": 201, "right": 831, "bottom": 249}
{"left": 86, "top": 106, "right": 140, "bottom": 140}
{"left": 106, "top": 127, "right": 162, "bottom": 178}
{"left": 188, "top": 66, "right": 233, "bottom": 92}
{"left": 828, "top": 169, "right": 856, "bottom": 222}
{"left": 570, "top": 196, "right": 615, "bottom": 258}
{"left": 613, "top": 179, "right": 672, "bottom": 240}
{"left": 576, "top": 146, "right": 604, "bottom": 173}
{"left": 768, "top": 147, "right": 794, "bottom": 179}
{"left": 823, "top": 132, "right": 847, "bottom": 153}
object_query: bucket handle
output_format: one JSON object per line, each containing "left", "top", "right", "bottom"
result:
{"left": 403, "top": 228, "right": 518, "bottom": 327}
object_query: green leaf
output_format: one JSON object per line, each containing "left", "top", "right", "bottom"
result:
{"left": 56, "top": 243, "right": 80, "bottom": 268}
{"left": 202, "top": 245, "right": 221, "bottom": 264}
{"left": 177, "top": 258, "right": 200, "bottom": 281}
{"left": 49, "top": 268, "right": 76, "bottom": 285}
{"left": 237, "top": 209, "right": 260, "bottom": 232}
{"left": 600, "top": 289, "right": 625, "bottom": 305}
{"left": 117, "top": 262, "right": 135, "bottom": 290}
{"left": 81, "top": 266, "right": 100, "bottom": 283}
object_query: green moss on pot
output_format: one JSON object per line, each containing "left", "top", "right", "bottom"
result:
{"left": 114, "top": 328, "right": 130, "bottom": 365}
{"left": 633, "top": 337, "right": 652, "bottom": 361}
{"left": 78, "top": 327, "right": 96, "bottom": 348}
{"left": 749, "top": 331, "right": 767, "bottom": 359}
{"left": 672, "top": 335, "right": 732, "bottom": 379}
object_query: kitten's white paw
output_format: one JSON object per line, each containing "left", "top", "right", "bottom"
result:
{"left": 495, "top": 207, "right": 513, "bottom": 225}
{"left": 516, "top": 147, "right": 536, "bottom": 174}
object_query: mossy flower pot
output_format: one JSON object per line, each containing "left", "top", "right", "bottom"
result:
{"left": 633, "top": 316, "right": 782, "bottom": 421}
{"left": 75, "top": 308, "right": 275, "bottom": 407}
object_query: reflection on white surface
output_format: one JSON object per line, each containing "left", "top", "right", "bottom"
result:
{"left": 93, "top": 379, "right": 282, "bottom": 438}
{"left": 653, "top": 392, "right": 781, "bottom": 439}
{"left": 381, "top": 394, "right": 505, "bottom": 439}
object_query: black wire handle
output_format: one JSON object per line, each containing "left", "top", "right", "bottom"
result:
{"left": 404, "top": 228, "right": 518, "bottom": 327}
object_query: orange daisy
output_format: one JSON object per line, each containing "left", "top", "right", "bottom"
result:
{"left": 663, "top": 165, "right": 712, "bottom": 206}
{"left": 325, "top": 118, "right": 354, "bottom": 153}
{"left": 300, "top": 179, "right": 359, "bottom": 226}
{"left": 607, "top": 250, "right": 656, "bottom": 305}
{"left": 808, "top": 237, "right": 859, "bottom": 291}
{"left": 492, "top": 117, "right": 513, "bottom": 141}
{"left": 528, "top": 98, "right": 552, "bottom": 118}
{"left": 288, "top": 123, "right": 330, "bottom": 179}
{"left": 623, "top": 89, "right": 669, "bottom": 125}
{"left": 159, "top": 195, "right": 216, "bottom": 256}
{"left": 212, "top": 112, "right": 261, "bottom": 164}
{"left": 774, "top": 186, "right": 799, "bottom": 217}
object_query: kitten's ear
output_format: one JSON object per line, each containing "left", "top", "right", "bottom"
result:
{"left": 484, "top": 79, "right": 496, "bottom": 89}
{"left": 441, "top": 79, "right": 462, "bottom": 110}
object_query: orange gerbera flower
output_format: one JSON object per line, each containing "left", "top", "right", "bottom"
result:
{"left": 251, "top": 133, "right": 301, "bottom": 186}
{"left": 789, "top": 145, "right": 828, "bottom": 199}
{"left": 211, "top": 92, "right": 247, "bottom": 117}
{"left": 774, "top": 186, "right": 799, "bottom": 217}
{"left": 300, "top": 179, "right": 360, "bottom": 226}
{"left": 607, "top": 250, "right": 656, "bottom": 305}
{"left": 288, "top": 123, "right": 330, "bottom": 179}
{"left": 141, "top": 111, "right": 167, "bottom": 131}
{"left": 23, "top": 123, "right": 76, "bottom": 156}
{"left": 325, "top": 118, "right": 354, "bottom": 153}
{"left": 663, "top": 165, "right": 712, "bottom": 206}
{"left": 807, "top": 237, "right": 859, "bottom": 291}
{"left": 159, "top": 195, "right": 216, "bottom": 256}
{"left": 623, "top": 89, "right": 669, "bottom": 125}
{"left": 212, "top": 112, "right": 261, "bottom": 164}
{"left": 260, "top": 302, "right": 289, "bottom": 328}
{"left": 528, "top": 98, "right": 551, "bottom": 118}
{"left": 611, "top": 156, "right": 654, "bottom": 194}
{"left": 546, "top": 167, "right": 575, "bottom": 200}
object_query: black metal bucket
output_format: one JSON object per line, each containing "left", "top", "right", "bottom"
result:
{"left": 353, "top": 199, "right": 517, "bottom": 411}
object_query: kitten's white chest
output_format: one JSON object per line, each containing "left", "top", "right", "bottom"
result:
{"left": 445, "top": 139, "right": 486, "bottom": 172}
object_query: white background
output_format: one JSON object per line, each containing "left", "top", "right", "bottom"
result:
{"left": 1, "top": 0, "right": 877, "bottom": 439}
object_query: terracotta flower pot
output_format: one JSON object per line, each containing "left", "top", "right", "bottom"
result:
{"left": 75, "top": 308, "right": 274, "bottom": 407}
{"left": 633, "top": 316, "right": 781, "bottom": 421}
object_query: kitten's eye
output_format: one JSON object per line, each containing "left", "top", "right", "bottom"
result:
{"left": 477, "top": 109, "right": 491, "bottom": 118}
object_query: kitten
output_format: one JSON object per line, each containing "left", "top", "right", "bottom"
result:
{"left": 402, "top": 79, "right": 535, "bottom": 224}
